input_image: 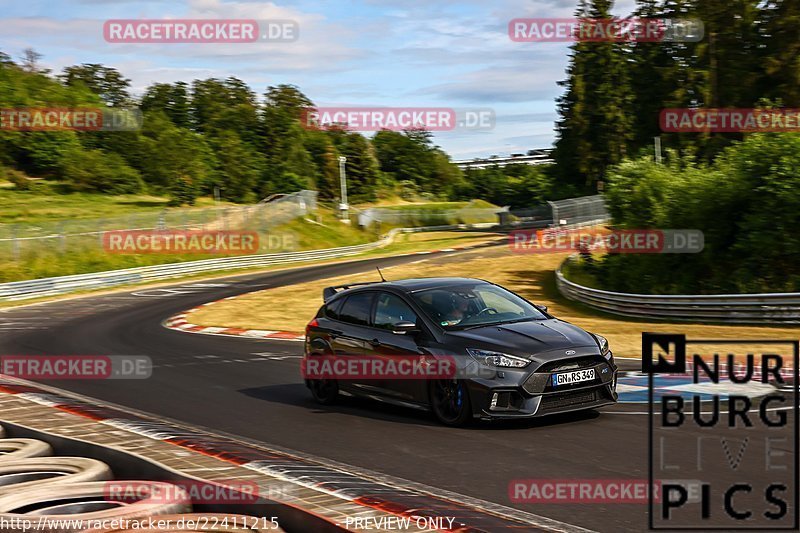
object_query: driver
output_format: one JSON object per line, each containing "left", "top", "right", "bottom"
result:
{"left": 442, "top": 294, "right": 471, "bottom": 326}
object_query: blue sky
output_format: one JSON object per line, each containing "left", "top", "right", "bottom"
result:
{"left": 1, "top": 0, "right": 636, "bottom": 158}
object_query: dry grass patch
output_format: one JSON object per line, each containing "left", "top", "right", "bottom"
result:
{"left": 190, "top": 249, "right": 800, "bottom": 359}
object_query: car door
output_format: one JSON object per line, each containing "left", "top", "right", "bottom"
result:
{"left": 329, "top": 291, "right": 375, "bottom": 393}
{"left": 368, "top": 291, "right": 429, "bottom": 404}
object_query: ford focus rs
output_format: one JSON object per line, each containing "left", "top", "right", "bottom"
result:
{"left": 303, "top": 277, "right": 617, "bottom": 425}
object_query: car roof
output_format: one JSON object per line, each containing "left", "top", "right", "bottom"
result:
{"left": 353, "top": 277, "right": 488, "bottom": 293}
{"left": 323, "top": 277, "right": 493, "bottom": 303}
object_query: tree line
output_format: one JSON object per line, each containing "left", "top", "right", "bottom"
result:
{"left": 0, "top": 51, "right": 557, "bottom": 209}
{"left": 558, "top": 0, "right": 800, "bottom": 294}
{"left": 554, "top": 0, "right": 800, "bottom": 188}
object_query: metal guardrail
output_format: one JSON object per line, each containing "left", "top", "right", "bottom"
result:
{"left": 0, "top": 231, "right": 398, "bottom": 302}
{"left": 0, "top": 223, "right": 504, "bottom": 302}
{"left": 556, "top": 256, "right": 800, "bottom": 324}
{"left": 0, "top": 193, "right": 605, "bottom": 303}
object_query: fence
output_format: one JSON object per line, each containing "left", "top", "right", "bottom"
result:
{"left": 0, "top": 222, "right": 505, "bottom": 302}
{"left": 548, "top": 195, "right": 609, "bottom": 227}
{"left": 557, "top": 256, "right": 800, "bottom": 324}
{"left": 0, "top": 190, "right": 318, "bottom": 259}
{"left": 0, "top": 229, "right": 393, "bottom": 302}
{"left": 355, "top": 205, "right": 505, "bottom": 228}
{"left": 0, "top": 193, "right": 607, "bottom": 302}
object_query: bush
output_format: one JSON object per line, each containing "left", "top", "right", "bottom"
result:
{"left": 6, "top": 169, "right": 32, "bottom": 190}
{"left": 60, "top": 148, "right": 144, "bottom": 194}
{"left": 593, "top": 133, "right": 800, "bottom": 294}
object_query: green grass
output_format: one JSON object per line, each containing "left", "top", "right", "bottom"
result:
{"left": 559, "top": 256, "right": 602, "bottom": 288}
{"left": 0, "top": 206, "right": 381, "bottom": 283}
{"left": 277, "top": 211, "right": 374, "bottom": 249}
{"left": 0, "top": 187, "right": 500, "bottom": 283}
{"left": 0, "top": 230, "right": 502, "bottom": 309}
{"left": 0, "top": 181, "right": 228, "bottom": 226}
{"left": 373, "top": 199, "right": 496, "bottom": 211}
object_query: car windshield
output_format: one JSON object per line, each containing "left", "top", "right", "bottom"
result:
{"left": 411, "top": 284, "right": 547, "bottom": 329}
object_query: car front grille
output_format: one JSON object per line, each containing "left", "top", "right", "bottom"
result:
{"left": 537, "top": 356, "right": 603, "bottom": 373}
{"left": 539, "top": 389, "right": 599, "bottom": 411}
{"left": 522, "top": 357, "right": 612, "bottom": 395}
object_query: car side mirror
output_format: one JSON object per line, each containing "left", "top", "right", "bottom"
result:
{"left": 392, "top": 321, "right": 419, "bottom": 335}
{"left": 535, "top": 304, "right": 548, "bottom": 313}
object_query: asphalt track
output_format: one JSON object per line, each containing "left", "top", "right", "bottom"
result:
{"left": 1, "top": 246, "right": 797, "bottom": 532}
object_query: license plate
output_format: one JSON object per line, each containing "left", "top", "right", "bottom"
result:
{"left": 553, "top": 368, "right": 596, "bottom": 386}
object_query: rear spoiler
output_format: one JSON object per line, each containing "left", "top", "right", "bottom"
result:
{"left": 322, "top": 282, "right": 382, "bottom": 302}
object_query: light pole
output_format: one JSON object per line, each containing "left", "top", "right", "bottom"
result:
{"left": 338, "top": 156, "right": 349, "bottom": 222}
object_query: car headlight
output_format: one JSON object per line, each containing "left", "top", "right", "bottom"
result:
{"left": 467, "top": 348, "right": 530, "bottom": 368}
{"left": 592, "top": 333, "right": 611, "bottom": 358}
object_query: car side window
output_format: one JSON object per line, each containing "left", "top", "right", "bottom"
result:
{"left": 374, "top": 292, "right": 418, "bottom": 329}
{"left": 338, "top": 292, "right": 374, "bottom": 326}
{"left": 325, "top": 298, "right": 343, "bottom": 320}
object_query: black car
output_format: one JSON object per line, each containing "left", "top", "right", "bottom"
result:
{"left": 303, "top": 277, "right": 617, "bottom": 426}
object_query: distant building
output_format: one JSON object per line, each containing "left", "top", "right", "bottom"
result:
{"left": 453, "top": 149, "right": 554, "bottom": 170}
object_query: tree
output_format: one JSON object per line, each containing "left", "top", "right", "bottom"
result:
{"left": 758, "top": 0, "right": 800, "bottom": 106}
{"left": 190, "top": 78, "right": 258, "bottom": 141}
{"left": 20, "top": 48, "right": 44, "bottom": 73}
{"left": 340, "top": 133, "right": 380, "bottom": 202}
{"left": 61, "top": 64, "right": 131, "bottom": 107}
{"left": 303, "top": 130, "right": 340, "bottom": 200}
{"left": 209, "top": 131, "right": 262, "bottom": 202}
{"left": 60, "top": 148, "right": 143, "bottom": 193}
{"left": 141, "top": 82, "right": 190, "bottom": 127}
{"left": 554, "top": 0, "right": 635, "bottom": 188}
{"left": 135, "top": 111, "right": 216, "bottom": 202}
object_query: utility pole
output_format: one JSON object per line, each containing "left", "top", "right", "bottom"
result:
{"left": 338, "top": 156, "right": 349, "bottom": 222}
{"left": 654, "top": 136, "right": 662, "bottom": 164}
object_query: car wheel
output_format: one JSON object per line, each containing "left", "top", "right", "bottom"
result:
{"left": 429, "top": 379, "right": 471, "bottom": 426}
{"left": 309, "top": 379, "right": 339, "bottom": 405}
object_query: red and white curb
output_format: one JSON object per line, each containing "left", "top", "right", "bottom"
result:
{"left": 163, "top": 297, "right": 305, "bottom": 342}
{"left": 162, "top": 239, "right": 503, "bottom": 342}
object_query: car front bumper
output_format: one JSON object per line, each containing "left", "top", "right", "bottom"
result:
{"left": 466, "top": 353, "right": 618, "bottom": 420}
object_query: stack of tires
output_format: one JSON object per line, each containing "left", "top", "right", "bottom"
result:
{"left": 0, "top": 424, "right": 284, "bottom": 532}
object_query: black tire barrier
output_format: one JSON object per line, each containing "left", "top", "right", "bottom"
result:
{"left": 0, "top": 482, "right": 192, "bottom": 533}
{"left": 0, "top": 439, "right": 53, "bottom": 462}
{"left": 0, "top": 458, "right": 112, "bottom": 496}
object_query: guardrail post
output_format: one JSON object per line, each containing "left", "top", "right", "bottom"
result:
{"left": 58, "top": 222, "right": 66, "bottom": 254}
{"left": 12, "top": 225, "right": 19, "bottom": 261}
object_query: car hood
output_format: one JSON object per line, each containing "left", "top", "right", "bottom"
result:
{"left": 448, "top": 319, "right": 598, "bottom": 359}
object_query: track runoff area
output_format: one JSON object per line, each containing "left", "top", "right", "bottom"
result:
{"left": 0, "top": 244, "right": 797, "bottom": 531}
